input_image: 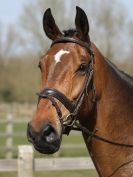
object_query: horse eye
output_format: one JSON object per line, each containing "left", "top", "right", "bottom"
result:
{"left": 38, "top": 63, "right": 42, "bottom": 70}
{"left": 77, "top": 63, "right": 87, "bottom": 73}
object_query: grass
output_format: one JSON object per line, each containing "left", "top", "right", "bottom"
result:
{"left": 0, "top": 170, "right": 98, "bottom": 177}
{"left": 35, "top": 170, "right": 98, "bottom": 177}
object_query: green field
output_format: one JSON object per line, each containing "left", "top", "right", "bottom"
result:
{"left": 0, "top": 170, "right": 98, "bottom": 177}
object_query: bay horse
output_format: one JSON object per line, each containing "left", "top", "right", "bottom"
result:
{"left": 27, "top": 6, "right": 133, "bottom": 177}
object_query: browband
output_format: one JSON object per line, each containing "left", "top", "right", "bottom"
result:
{"left": 51, "top": 37, "right": 94, "bottom": 55}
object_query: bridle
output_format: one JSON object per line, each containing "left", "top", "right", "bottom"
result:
{"left": 37, "top": 36, "right": 133, "bottom": 148}
{"left": 37, "top": 36, "right": 96, "bottom": 135}
{"left": 36, "top": 36, "right": 133, "bottom": 177}
{"left": 37, "top": 36, "right": 133, "bottom": 145}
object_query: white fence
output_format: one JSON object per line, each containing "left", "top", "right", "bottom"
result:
{"left": 0, "top": 145, "right": 95, "bottom": 177}
{"left": 0, "top": 114, "right": 29, "bottom": 158}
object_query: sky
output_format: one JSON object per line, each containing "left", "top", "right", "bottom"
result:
{"left": 0, "top": 0, "right": 25, "bottom": 25}
{"left": 0, "top": 0, "right": 133, "bottom": 27}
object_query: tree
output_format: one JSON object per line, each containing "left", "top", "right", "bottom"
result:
{"left": 18, "top": 0, "right": 68, "bottom": 54}
{"left": 87, "top": 0, "right": 130, "bottom": 61}
{"left": 1, "top": 0, "right": 133, "bottom": 103}
{"left": 18, "top": 0, "right": 132, "bottom": 61}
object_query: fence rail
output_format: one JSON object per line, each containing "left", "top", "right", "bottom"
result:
{"left": 0, "top": 114, "right": 30, "bottom": 158}
{"left": 0, "top": 145, "right": 95, "bottom": 177}
{"left": 34, "top": 157, "right": 94, "bottom": 171}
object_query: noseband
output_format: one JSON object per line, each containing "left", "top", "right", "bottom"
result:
{"left": 37, "top": 37, "right": 96, "bottom": 135}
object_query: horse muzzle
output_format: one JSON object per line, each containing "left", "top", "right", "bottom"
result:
{"left": 27, "top": 122, "right": 62, "bottom": 154}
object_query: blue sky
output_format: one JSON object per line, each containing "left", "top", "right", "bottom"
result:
{"left": 0, "top": 0, "right": 25, "bottom": 25}
{"left": 0, "top": 0, "right": 133, "bottom": 26}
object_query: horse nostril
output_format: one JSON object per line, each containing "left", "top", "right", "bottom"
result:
{"left": 42, "top": 124, "right": 56, "bottom": 143}
{"left": 27, "top": 122, "right": 58, "bottom": 145}
{"left": 43, "top": 124, "right": 52, "bottom": 136}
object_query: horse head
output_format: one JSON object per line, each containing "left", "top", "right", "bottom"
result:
{"left": 27, "top": 7, "right": 95, "bottom": 154}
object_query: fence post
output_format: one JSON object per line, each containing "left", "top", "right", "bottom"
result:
{"left": 6, "top": 114, "right": 13, "bottom": 159}
{"left": 18, "top": 145, "right": 34, "bottom": 177}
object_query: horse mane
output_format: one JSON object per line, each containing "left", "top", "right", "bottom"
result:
{"left": 63, "top": 29, "right": 90, "bottom": 42}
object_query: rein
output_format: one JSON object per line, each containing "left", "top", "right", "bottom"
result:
{"left": 76, "top": 122, "right": 133, "bottom": 148}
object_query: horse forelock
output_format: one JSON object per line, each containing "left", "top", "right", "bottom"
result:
{"left": 63, "top": 29, "right": 77, "bottom": 37}
{"left": 63, "top": 29, "right": 90, "bottom": 42}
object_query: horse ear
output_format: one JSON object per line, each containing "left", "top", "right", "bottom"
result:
{"left": 75, "top": 6, "right": 89, "bottom": 39}
{"left": 43, "top": 8, "right": 62, "bottom": 40}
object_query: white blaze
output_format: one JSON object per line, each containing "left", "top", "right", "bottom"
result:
{"left": 54, "top": 49, "right": 70, "bottom": 63}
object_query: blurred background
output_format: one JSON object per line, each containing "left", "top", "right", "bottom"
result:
{"left": 0, "top": 0, "right": 133, "bottom": 104}
{"left": 0, "top": 0, "right": 133, "bottom": 176}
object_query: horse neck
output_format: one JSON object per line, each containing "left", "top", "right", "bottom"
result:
{"left": 83, "top": 43, "right": 133, "bottom": 177}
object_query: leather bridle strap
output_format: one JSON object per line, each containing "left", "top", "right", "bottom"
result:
{"left": 51, "top": 37, "right": 94, "bottom": 54}
{"left": 76, "top": 122, "right": 133, "bottom": 147}
{"left": 37, "top": 88, "right": 75, "bottom": 115}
